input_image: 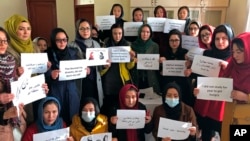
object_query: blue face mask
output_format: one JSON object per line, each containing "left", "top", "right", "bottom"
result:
{"left": 81, "top": 111, "right": 95, "bottom": 122}
{"left": 165, "top": 98, "right": 179, "bottom": 108}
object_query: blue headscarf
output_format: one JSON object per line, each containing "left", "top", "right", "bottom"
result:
{"left": 36, "top": 97, "right": 64, "bottom": 133}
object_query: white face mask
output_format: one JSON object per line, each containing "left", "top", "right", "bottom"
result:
{"left": 81, "top": 111, "right": 95, "bottom": 122}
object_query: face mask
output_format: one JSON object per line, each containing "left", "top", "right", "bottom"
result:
{"left": 165, "top": 98, "right": 179, "bottom": 108}
{"left": 81, "top": 111, "right": 95, "bottom": 122}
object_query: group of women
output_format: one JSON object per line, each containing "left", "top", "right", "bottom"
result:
{"left": 0, "top": 2, "right": 249, "bottom": 141}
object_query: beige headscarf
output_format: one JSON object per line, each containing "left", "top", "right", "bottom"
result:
{"left": 4, "top": 14, "right": 34, "bottom": 53}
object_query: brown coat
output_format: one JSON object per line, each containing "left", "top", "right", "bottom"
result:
{"left": 152, "top": 102, "right": 197, "bottom": 141}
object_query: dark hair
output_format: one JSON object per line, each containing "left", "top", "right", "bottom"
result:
{"left": 162, "top": 82, "right": 182, "bottom": 103}
{"left": 154, "top": 5, "right": 167, "bottom": 17}
{"left": 132, "top": 7, "right": 144, "bottom": 21}
{"left": 198, "top": 25, "right": 213, "bottom": 40}
{"left": 168, "top": 29, "right": 182, "bottom": 50}
{"left": 232, "top": 38, "right": 244, "bottom": 52}
{"left": 110, "top": 3, "right": 124, "bottom": 18}
{"left": 79, "top": 97, "right": 100, "bottom": 117}
{"left": 110, "top": 23, "right": 124, "bottom": 38}
{"left": 138, "top": 24, "right": 153, "bottom": 39}
{"left": 0, "top": 27, "right": 10, "bottom": 43}
{"left": 50, "top": 27, "right": 69, "bottom": 49}
{"left": 178, "top": 6, "right": 190, "bottom": 19}
{"left": 43, "top": 99, "right": 59, "bottom": 110}
{"left": 37, "top": 37, "right": 48, "bottom": 44}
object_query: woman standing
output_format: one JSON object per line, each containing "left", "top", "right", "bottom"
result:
{"left": 177, "top": 6, "right": 191, "bottom": 35}
{"left": 100, "top": 23, "right": 135, "bottom": 117}
{"left": 131, "top": 24, "right": 161, "bottom": 94}
{"left": 198, "top": 24, "right": 214, "bottom": 50}
{"left": 221, "top": 32, "right": 250, "bottom": 141}
{"left": 46, "top": 28, "right": 81, "bottom": 126}
{"left": 69, "top": 19, "right": 103, "bottom": 106}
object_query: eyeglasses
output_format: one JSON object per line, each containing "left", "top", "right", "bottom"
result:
{"left": 201, "top": 33, "right": 211, "bottom": 39}
{"left": 0, "top": 40, "right": 8, "bottom": 44}
{"left": 169, "top": 39, "right": 180, "bottom": 43}
{"left": 55, "top": 38, "right": 68, "bottom": 43}
{"left": 79, "top": 27, "right": 90, "bottom": 31}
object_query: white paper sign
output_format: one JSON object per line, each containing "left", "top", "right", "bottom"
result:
{"left": 147, "top": 17, "right": 166, "bottom": 32}
{"left": 191, "top": 55, "right": 226, "bottom": 77}
{"left": 182, "top": 35, "right": 199, "bottom": 50}
{"left": 96, "top": 15, "right": 115, "bottom": 30}
{"left": 59, "top": 59, "right": 87, "bottom": 81}
{"left": 109, "top": 46, "right": 131, "bottom": 63}
{"left": 164, "top": 19, "right": 186, "bottom": 33}
{"left": 86, "top": 48, "right": 109, "bottom": 66}
{"left": 80, "top": 133, "right": 112, "bottom": 141}
{"left": 197, "top": 77, "right": 233, "bottom": 102}
{"left": 162, "top": 60, "right": 186, "bottom": 76}
{"left": 33, "top": 127, "right": 69, "bottom": 141}
{"left": 157, "top": 117, "right": 192, "bottom": 140}
{"left": 11, "top": 74, "right": 46, "bottom": 106}
{"left": 124, "top": 22, "right": 143, "bottom": 36}
{"left": 116, "top": 110, "right": 145, "bottom": 129}
{"left": 187, "top": 47, "right": 205, "bottom": 60}
{"left": 137, "top": 54, "right": 159, "bottom": 70}
{"left": 21, "top": 53, "right": 48, "bottom": 74}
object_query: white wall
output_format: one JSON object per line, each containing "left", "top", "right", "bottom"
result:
{"left": 0, "top": 0, "right": 27, "bottom": 27}
{"left": 226, "top": 0, "right": 250, "bottom": 35}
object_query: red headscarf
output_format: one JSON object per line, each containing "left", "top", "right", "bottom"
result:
{"left": 198, "top": 24, "right": 215, "bottom": 50}
{"left": 224, "top": 32, "right": 250, "bottom": 94}
{"left": 119, "top": 84, "right": 139, "bottom": 141}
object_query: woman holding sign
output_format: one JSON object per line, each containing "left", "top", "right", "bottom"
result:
{"left": 22, "top": 97, "right": 74, "bottom": 141}
{"left": 70, "top": 97, "right": 108, "bottom": 141}
{"left": 190, "top": 24, "right": 234, "bottom": 141}
{"left": 100, "top": 23, "right": 135, "bottom": 117}
{"left": 131, "top": 24, "right": 161, "bottom": 95}
{"left": 46, "top": 28, "right": 81, "bottom": 126}
{"left": 109, "top": 84, "right": 153, "bottom": 141}
{"left": 221, "top": 32, "right": 250, "bottom": 140}
{"left": 152, "top": 82, "right": 197, "bottom": 141}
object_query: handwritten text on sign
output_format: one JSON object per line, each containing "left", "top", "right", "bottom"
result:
{"left": 124, "top": 22, "right": 143, "bottom": 36}
{"left": 109, "top": 46, "right": 131, "bottom": 63}
{"left": 197, "top": 77, "right": 233, "bottom": 102}
{"left": 33, "top": 127, "right": 69, "bottom": 141}
{"left": 162, "top": 60, "right": 186, "bottom": 76}
{"left": 137, "top": 54, "right": 159, "bottom": 70}
{"left": 116, "top": 110, "right": 145, "bottom": 129}
{"left": 164, "top": 19, "right": 186, "bottom": 33}
{"left": 191, "top": 55, "right": 226, "bottom": 77}
{"left": 157, "top": 117, "right": 192, "bottom": 140}
{"left": 11, "top": 74, "right": 46, "bottom": 106}
{"left": 80, "top": 133, "right": 112, "bottom": 141}
{"left": 21, "top": 53, "right": 48, "bottom": 74}
{"left": 181, "top": 35, "right": 199, "bottom": 50}
{"left": 96, "top": 15, "right": 115, "bottom": 30}
{"left": 187, "top": 47, "right": 205, "bottom": 60}
{"left": 147, "top": 17, "right": 166, "bottom": 32}
{"left": 59, "top": 59, "right": 87, "bottom": 81}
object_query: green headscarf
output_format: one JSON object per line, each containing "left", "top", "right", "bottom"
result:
{"left": 131, "top": 24, "right": 154, "bottom": 53}
{"left": 4, "top": 14, "right": 34, "bottom": 53}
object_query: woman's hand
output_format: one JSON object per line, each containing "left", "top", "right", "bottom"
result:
{"left": 219, "top": 61, "right": 228, "bottom": 70}
{"left": 231, "top": 90, "right": 249, "bottom": 102}
{"left": 42, "top": 83, "right": 49, "bottom": 94}
{"left": 193, "top": 88, "right": 199, "bottom": 97}
{"left": 110, "top": 116, "right": 118, "bottom": 125}
{"left": 17, "top": 67, "right": 24, "bottom": 76}
{"left": 162, "top": 137, "right": 171, "bottom": 141}
{"left": 130, "top": 50, "right": 136, "bottom": 61}
{"left": 189, "top": 126, "right": 196, "bottom": 136}
{"left": 103, "top": 59, "right": 111, "bottom": 69}
{"left": 159, "top": 57, "right": 166, "bottom": 63}
{"left": 67, "top": 136, "right": 74, "bottom": 141}
{"left": 51, "top": 70, "right": 60, "bottom": 80}
{"left": 145, "top": 110, "right": 151, "bottom": 124}
{"left": 86, "top": 67, "right": 91, "bottom": 75}
{"left": 0, "top": 93, "right": 14, "bottom": 104}
{"left": 2, "top": 103, "right": 23, "bottom": 120}
{"left": 184, "top": 69, "right": 192, "bottom": 77}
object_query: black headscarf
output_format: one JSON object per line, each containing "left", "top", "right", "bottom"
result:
{"left": 106, "top": 23, "right": 129, "bottom": 47}
{"left": 162, "top": 82, "right": 182, "bottom": 120}
{"left": 110, "top": 3, "right": 125, "bottom": 26}
{"left": 79, "top": 97, "right": 100, "bottom": 132}
{"left": 204, "top": 24, "right": 234, "bottom": 60}
{"left": 50, "top": 28, "right": 70, "bottom": 61}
